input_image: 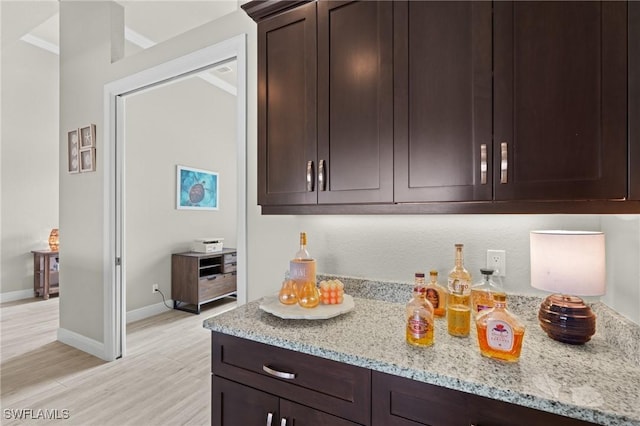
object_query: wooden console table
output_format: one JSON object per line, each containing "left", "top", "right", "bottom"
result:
{"left": 31, "top": 250, "right": 59, "bottom": 299}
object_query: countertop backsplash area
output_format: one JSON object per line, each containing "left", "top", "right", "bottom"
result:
{"left": 318, "top": 273, "right": 640, "bottom": 368}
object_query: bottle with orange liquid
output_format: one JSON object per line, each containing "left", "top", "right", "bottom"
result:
{"left": 475, "top": 293, "right": 525, "bottom": 362}
{"left": 447, "top": 244, "right": 472, "bottom": 337}
{"left": 406, "top": 273, "right": 435, "bottom": 347}
{"left": 425, "top": 270, "right": 447, "bottom": 317}
{"left": 471, "top": 268, "right": 506, "bottom": 315}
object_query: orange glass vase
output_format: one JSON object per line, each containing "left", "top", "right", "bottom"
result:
{"left": 48, "top": 228, "right": 59, "bottom": 251}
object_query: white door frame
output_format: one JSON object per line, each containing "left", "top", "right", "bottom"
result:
{"left": 102, "top": 34, "right": 247, "bottom": 361}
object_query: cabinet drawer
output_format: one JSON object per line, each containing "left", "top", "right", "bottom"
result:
{"left": 372, "top": 371, "right": 595, "bottom": 426}
{"left": 199, "top": 273, "right": 236, "bottom": 302}
{"left": 222, "top": 263, "right": 236, "bottom": 273}
{"left": 223, "top": 253, "right": 237, "bottom": 264}
{"left": 212, "top": 333, "right": 371, "bottom": 425}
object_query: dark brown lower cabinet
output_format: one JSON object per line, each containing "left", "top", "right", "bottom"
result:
{"left": 212, "top": 376, "right": 359, "bottom": 426}
{"left": 211, "top": 332, "right": 371, "bottom": 426}
{"left": 211, "top": 333, "right": 597, "bottom": 426}
{"left": 371, "top": 371, "right": 595, "bottom": 426}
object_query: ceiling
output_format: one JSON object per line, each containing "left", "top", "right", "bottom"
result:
{"left": 3, "top": 0, "right": 240, "bottom": 94}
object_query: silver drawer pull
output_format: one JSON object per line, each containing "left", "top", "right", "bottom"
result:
{"left": 263, "top": 364, "right": 296, "bottom": 380}
{"left": 500, "top": 142, "right": 508, "bottom": 184}
{"left": 318, "top": 160, "right": 326, "bottom": 191}
{"left": 280, "top": 418, "right": 287, "bottom": 426}
{"left": 306, "top": 160, "right": 314, "bottom": 192}
{"left": 480, "top": 144, "right": 487, "bottom": 185}
{"left": 266, "top": 412, "right": 273, "bottom": 426}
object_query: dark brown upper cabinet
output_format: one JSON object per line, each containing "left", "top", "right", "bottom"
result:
{"left": 317, "top": 1, "right": 393, "bottom": 204}
{"left": 493, "top": 1, "right": 628, "bottom": 201}
{"left": 257, "top": 2, "right": 317, "bottom": 206}
{"left": 629, "top": 1, "right": 640, "bottom": 201}
{"left": 255, "top": 0, "right": 393, "bottom": 206}
{"left": 244, "top": 0, "right": 639, "bottom": 214}
{"left": 394, "top": 1, "right": 492, "bottom": 203}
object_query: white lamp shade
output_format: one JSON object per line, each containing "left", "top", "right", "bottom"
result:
{"left": 530, "top": 230, "right": 606, "bottom": 296}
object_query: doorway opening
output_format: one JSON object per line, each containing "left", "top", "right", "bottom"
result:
{"left": 104, "top": 36, "right": 247, "bottom": 360}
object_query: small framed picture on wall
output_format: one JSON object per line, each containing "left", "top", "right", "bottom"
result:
{"left": 80, "top": 148, "right": 96, "bottom": 172}
{"left": 80, "top": 124, "right": 96, "bottom": 148}
{"left": 68, "top": 129, "right": 80, "bottom": 174}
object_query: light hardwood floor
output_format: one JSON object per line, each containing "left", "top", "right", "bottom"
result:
{"left": 1, "top": 296, "right": 236, "bottom": 425}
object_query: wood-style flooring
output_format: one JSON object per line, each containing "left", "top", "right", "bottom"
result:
{"left": 0, "top": 296, "right": 236, "bottom": 425}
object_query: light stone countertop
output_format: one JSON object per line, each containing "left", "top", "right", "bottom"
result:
{"left": 203, "top": 275, "right": 640, "bottom": 426}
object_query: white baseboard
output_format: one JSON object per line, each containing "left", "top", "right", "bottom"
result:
{"left": 0, "top": 289, "right": 35, "bottom": 303}
{"left": 126, "top": 300, "right": 174, "bottom": 324}
{"left": 57, "top": 327, "right": 107, "bottom": 361}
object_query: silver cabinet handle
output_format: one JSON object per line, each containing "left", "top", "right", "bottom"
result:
{"left": 480, "top": 144, "right": 487, "bottom": 185}
{"left": 306, "top": 161, "right": 314, "bottom": 192}
{"left": 500, "top": 142, "right": 508, "bottom": 184}
{"left": 263, "top": 365, "right": 296, "bottom": 380}
{"left": 280, "top": 419, "right": 287, "bottom": 426}
{"left": 318, "top": 160, "right": 326, "bottom": 191}
{"left": 266, "top": 412, "right": 273, "bottom": 426}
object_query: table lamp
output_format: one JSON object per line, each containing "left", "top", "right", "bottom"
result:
{"left": 48, "top": 228, "right": 59, "bottom": 251}
{"left": 530, "top": 230, "right": 605, "bottom": 344}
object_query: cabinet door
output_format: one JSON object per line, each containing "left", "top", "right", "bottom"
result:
{"left": 317, "top": 1, "right": 393, "bottom": 204}
{"left": 258, "top": 2, "right": 317, "bottom": 205}
{"left": 212, "top": 376, "right": 279, "bottom": 426}
{"left": 630, "top": 1, "right": 640, "bottom": 201}
{"left": 281, "top": 399, "right": 361, "bottom": 426}
{"left": 372, "top": 371, "right": 470, "bottom": 426}
{"left": 394, "top": 1, "right": 492, "bottom": 202}
{"left": 494, "top": 1, "right": 627, "bottom": 201}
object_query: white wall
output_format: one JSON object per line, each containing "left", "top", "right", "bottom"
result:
{"left": 57, "top": 1, "right": 639, "bottom": 358}
{"left": 601, "top": 216, "right": 640, "bottom": 324}
{"left": 59, "top": 1, "right": 250, "bottom": 346}
{"left": 124, "top": 76, "right": 237, "bottom": 311}
{"left": 246, "top": 214, "right": 640, "bottom": 325}
{"left": 1, "top": 2, "right": 59, "bottom": 298}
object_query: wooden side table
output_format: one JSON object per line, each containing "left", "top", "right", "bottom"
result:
{"left": 172, "top": 249, "right": 237, "bottom": 314}
{"left": 31, "top": 250, "right": 59, "bottom": 299}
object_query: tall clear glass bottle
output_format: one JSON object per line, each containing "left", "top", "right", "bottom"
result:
{"left": 295, "top": 232, "right": 311, "bottom": 260}
{"left": 447, "top": 244, "right": 472, "bottom": 337}
{"left": 475, "top": 293, "right": 525, "bottom": 362}
{"left": 425, "top": 270, "right": 447, "bottom": 317}
{"left": 471, "top": 268, "right": 506, "bottom": 315}
{"left": 289, "top": 232, "right": 318, "bottom": 308}
{"left": 406, "top": 273, "right": 435, "bottom": 347}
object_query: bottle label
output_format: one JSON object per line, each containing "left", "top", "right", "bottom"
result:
{"left": 487, "top": 320, "right": 514, "bottom": 351}
{"left": 426, "top": 288, "right": 440, "bottom": 309}
{"left": 448, "top": 278, "right": 469, "bottom": 295}
{"left": 407, "top": 314, "right": 429, "bottom": 339}
{"left": 476, "top": 304, "right": 490, "bottom": 312}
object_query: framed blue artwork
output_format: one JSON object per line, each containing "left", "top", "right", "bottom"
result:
{"left": 176, "top": 165, "right": 219, "bottom": 210}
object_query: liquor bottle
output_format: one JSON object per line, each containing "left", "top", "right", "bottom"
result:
{"left": 475, "top": 293, "right": 525, "bottom": 362}
{"left": 289, "top": 232, "right": 318, "bottom": 307}
{"left": 295, "top": 232, "right": 311, "bottom": 260}
{"left": 471, "top": 268, "right": 506, "bottom": 314}
{"left": 447, "top": 244, "right": 472, "bottom": 337}
{"left": 425, "top": 270, "right": 447, "bottom": 317}
{"left": 406, "top": 273, "right": 434, "bottom": 347}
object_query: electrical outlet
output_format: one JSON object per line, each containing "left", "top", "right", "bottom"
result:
{"left": 486, "top": 250, "right": 506, "bottom": 277}
{"left": 152, "top": 283, "right": 159, "bottom": 294}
